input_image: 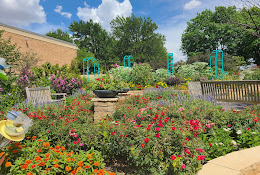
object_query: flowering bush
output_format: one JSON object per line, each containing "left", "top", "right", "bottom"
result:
{"left": 130, "top": 63, "right": 153, "bottom": 86}
{"left": 50, "top": 74, "right": 83, "bottom": 94}
{"left": 1, "top": 138, "right": 115, "bottom": 175}
{"left": 17, "top": 67, "right": 37, "bottom": 96}
{"left": 109, "top": 66, "right": 132, "bottom": 82}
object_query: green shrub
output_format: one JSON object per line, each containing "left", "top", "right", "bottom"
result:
{"left": 129, "top": 63, "right": 153, "bottom": 86}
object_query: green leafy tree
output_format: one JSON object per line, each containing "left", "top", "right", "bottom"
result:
{"left": 46, "top": 29, "right": 73, "bottom": 43}
{"left": 69, "top": 20, "right": 115, "bottom": 68}
{"left": 181, "top": 6, "right": 260, "bottom": 66}
{"left": 111, "top": 15, "right": 167, "bottom": 63}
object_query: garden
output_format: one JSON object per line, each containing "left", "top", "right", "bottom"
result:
{"left": 0, "top": 58, "right": 259, "bottom": 174}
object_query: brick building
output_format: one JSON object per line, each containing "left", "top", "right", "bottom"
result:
{"left": 0, "top": 22, "right": 77, "bottom": 66}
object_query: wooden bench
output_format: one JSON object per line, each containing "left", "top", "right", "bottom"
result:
{"left": 25, "top": 86, "right": 66, "bottom": 104}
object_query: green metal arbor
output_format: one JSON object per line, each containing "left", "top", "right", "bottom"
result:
{"left": 210, "top": 50, "right": 224, "bottom": 79}
{"left": 124, "top": 55, "right": 134, "bottom": 68}
{"left": 167, "top": 53, "right": 174, "bottom": 76}
{"left": 83, "top": 57, "right": 99, "bottom": 81}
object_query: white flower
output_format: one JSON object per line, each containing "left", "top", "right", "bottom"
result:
{"left": 231, "top": 140, "right": 237, "bottom": 147}
{"left": 219, "top": 142, "right": 224, "bottom": 145}
{"left": 251, "top": 132, "right": 256, "bottom": 135}
{"left": 223, "top": 128, "right": 231, "bottom": 132}
{"left": 236, "top": 130, "right": 242, "bottom": 135}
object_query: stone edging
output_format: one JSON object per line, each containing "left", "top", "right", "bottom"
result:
{"left": 197, "top": 146, "right": 260, "bottom": 175}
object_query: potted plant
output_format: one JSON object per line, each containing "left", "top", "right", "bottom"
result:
{"left": 92, "top": 74, "right": 118, "bottom": 98}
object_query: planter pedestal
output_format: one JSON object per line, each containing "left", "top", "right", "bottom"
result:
{"left": 91, "top": 98, "right": 119, "bottom": 121}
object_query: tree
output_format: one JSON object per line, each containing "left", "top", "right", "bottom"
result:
{"left": 110, "top": 15, "right": 167, "bottom": 63}
{"left": 46, "top": 29, "right": 73, "bottom": 43}
{"left": 181, "top": 6, "right": 260, "bottom": 66}
{"left": 69, "top": 20, "right": 115, "bottom": 68}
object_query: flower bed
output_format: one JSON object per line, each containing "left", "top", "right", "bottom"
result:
{"left": 0, "top": 88, "right": 259, "bottom": 174}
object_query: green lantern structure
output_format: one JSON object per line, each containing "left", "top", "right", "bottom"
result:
{"left": 167, "top": 53, "right": 174, "bottom": 76}
{"left": 83, "top": 57, "right": 99, "bottom": 81}
{"left": 210, "top": 50, "right": 224, "bottom": 79}
{"left": 123, "top": 55, "right": 134, "bottom": 68}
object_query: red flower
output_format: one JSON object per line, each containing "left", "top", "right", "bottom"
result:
{"left": 111, "top": 132, "right": 116, "bottom": 135}
{"left": 96, "top": 78, "right": 99, "bottom": 81}
{"left": 172, "top": 127, "right": 176, "bottom": 131}
{"left": 209, "top": 143, "right": 213, "bottom": 147}
{"left": 170, "top": 155, "right": 176, "bottom": 160}
{"left": 100, "top": 84, "right": 103, "bottom": 87}
{"left": 156, "top": 133, "right": 160, "bottom": 138}
{"left": 144, "top": 138, "right": 149, "bottom": 143}
{"left": 156, "top": 127, "right": 160, "bottom": 132}
{"left": 141, "top": 144, "right": 145, "bottom": 148}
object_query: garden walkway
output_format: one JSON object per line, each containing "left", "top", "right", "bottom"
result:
{"left": 216, "top": 102, "right": 255, "bottom": 110}
{"left": 197, "top": 146, "right": 260, "bottom": 175}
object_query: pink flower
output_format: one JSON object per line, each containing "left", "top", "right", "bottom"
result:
{"left": 179, "top": 107, "right": 185, "bottom": 112}
{"left": 197, "top": 155, "right": 206, "bottom": 160}
{"left": 79, "top": 143, "right": 84, "bottom": 146}
{"left": 170, "top": 155, "right": 176, "bottom": 160}
{"left": 181, "top": 164, "right": 186, "bottom": 169}
{"left": 144, "top": 138, "right": 149, "bottom": 143}
{"left": 73, "top": 141, "right": 77, "bottom": 145}
{"left": 100, "top": 84, "right": 103, "bottom": 87}
{"left": 209, "top": 143, "right": 213, "bottom": 147}
{"left": 156, "top": 127, "right": 160, "bottom": 132}
{"left": 196, "top": 148, "right": 203, "bottom": 153}
{"left": 156, "top": 133, "right": 160, "bottom": 138}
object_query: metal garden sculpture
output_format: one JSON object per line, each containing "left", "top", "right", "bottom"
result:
{"left": 167, "top": 53, "right": 174, "bottom": 76}
{"left": 210, "top": 50, "right": 224, "bottom": 79}
{"left": 83, "top": 57, "right": 99, "bottom": 81}
{"left": 123, "top": 55, "right": 134, "bottom": 68}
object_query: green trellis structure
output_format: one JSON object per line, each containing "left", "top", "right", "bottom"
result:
{"left": 210, "top": 50, "right": 224, "bottom": 79}
{"left": 123, "top": 55, "right": 134, "bottom": 68}
{"left": 167, "top": 53, "right": 174, "bottom": 76}
{"left": 83, "top": 57, "right": 99, "bottom": 81}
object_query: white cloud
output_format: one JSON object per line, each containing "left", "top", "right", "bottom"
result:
{"left": 184, "top": 0, "right": 202, "bottom": 10}
{"left": 0, "top": 0, "right": 46, "bottom": 27}
{"left": 54, "top": 5, "right": 72, "bottom": 19}
{"left": 77, "top": 0, "right": 132, "bottom": 30}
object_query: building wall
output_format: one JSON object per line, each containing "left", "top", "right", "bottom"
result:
{"left": 0, "top": 24, "right": 77, "bottom": 66}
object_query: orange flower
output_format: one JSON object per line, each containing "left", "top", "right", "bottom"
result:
{"left": 71, "top": 170, "right": 77, "bottom": 174}
{"left": 78, "top": 161, "right": 84, "bottom": 167}
{"left": 56, "top": 145, "right": 61, "bottom": 149}
{"left": 76, "top": 167, "right": 82, "bottom": 171}
{"left": 46, "top": 168, "right": 51, "bottom": 171}
{"left": 27, "top": 172, "right": 33, "bottom": 175}
{"left": 35, "top": 156, "right": 41, "bottom": 161}
{"left": 15, "top": 142, "right": 21, "bottom": 146}
{"left": 71, "top": 152, "right": 74, "bottom": 155}
{"left": 94, "top": 169, "right": 98, "bottom": 173}
{"left": 94, "top": 162, "right": 99, "bottom": 166}
{"left": 71, "top": 158, "right": 76, "bottom": 161}
{"left": 85, "top": 165, "right": 90, "bottom": 169}
{"left": 53, "top": 164, "right": 59, "bottom": 168}
{"left": 37, "top": 149, "right": 42, "bottom": 153}
{"left": 44, "top": 158, "right": 50, "bottom": 162}
{"left": 50, "top": 147, "right": 54, "bottom": 150}
{"left": 61, "top": 146, "right": 66, "bottom": 151}
{"left": 31, "top": 164, "right": 36, "bottom": 168}
{"left": 65, "top": 166, "right": 72, "bottom": 172}
{"left": 26, "top": 137, "right": 30, "bottom": 139}
{"left": 12, "top": 150, "right": 18, "bottom": 153}
{"left": 38, "top": 139, "right": 42, "bottom": 142}
{"left": 56, "top": 150, "right": 60, "bottom": 153}
{"left": 0, "top": 152, "right": 4, "bottom": 157}
{"left": 99, "top": 169, "right": 104, "bottom": 173}
{"left": 21, "top": 164, "right": 28, "bottom": 170}
{"left": 5, "top": 162, "right": 11, "bottom": 167}
{"left": 7, "top": 146, "right": 12, "bottom": 150}
{"left": 43, "top": 142, "right": 50, "bottom": 147}
{"left": 25, "top": 160, "right": 32, "bottom": 165}
{"left": 110, "top": 173, "right": 116, "bottom": 175}
{"left": 40, "top": 162, "right": 45, "bottom": 166}
{"left": 66, "top": 158, "right": 70, "bottom": 162}
{"left": 32, "top": 136, "right": 37, "bottom": 140}
{"left": 45, "top": 153, "right": 50, "bottom": 157}
{"left": 88, "top": 155, "right": 92, "bottom": 159}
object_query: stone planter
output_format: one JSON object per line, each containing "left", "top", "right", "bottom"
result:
{"left": 93, "top": 90, "right": 118, "bottom": 98}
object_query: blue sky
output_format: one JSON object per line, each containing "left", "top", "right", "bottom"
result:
{"left": 0, "top": 0, "right": 242, "bottom": 62}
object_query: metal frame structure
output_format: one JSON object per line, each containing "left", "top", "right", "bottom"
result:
{"left": 83, "top": 57, "right": 99, "bottom": 81}
{"left": 167, "top": 53, "right": 174, "bottom": 76}
{"left": 210, "top": 50, "right": 224, "bottom": 79}
{"left": 123, "top": 55, "right": 134, "bottom": 68}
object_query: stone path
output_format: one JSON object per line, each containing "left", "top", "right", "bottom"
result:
{"left": 198, "top": 146, "right": 260, "bottom": 175}
{"left": 216, "top": 102, "right": 255, "bottom": 110}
